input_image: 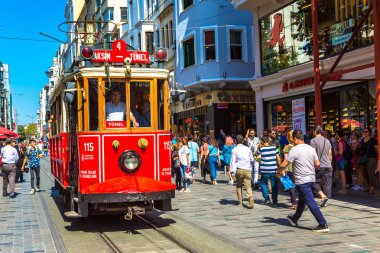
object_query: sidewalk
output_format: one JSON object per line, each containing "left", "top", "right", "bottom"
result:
{"left": 170, "top": 169, "right": 380, "bottom": 253}
{"left": 0, "top": 171, "right": 58, "bottom": 253}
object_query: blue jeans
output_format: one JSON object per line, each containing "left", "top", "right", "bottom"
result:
{"left": 260, "top": 173, "right": 278, "bottom": 204}
{"left": 209, "top": 156, "right": 218, "bottom": 181}
{"left": 180, "top": 165, "right": 191, "bottom": 189}
{"left": 293, "top": 182, "right": 327, "bottom": 226}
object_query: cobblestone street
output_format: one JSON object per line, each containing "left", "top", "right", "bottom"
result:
{"left": 170, "top": 169, "right": 380, "bottom": 253}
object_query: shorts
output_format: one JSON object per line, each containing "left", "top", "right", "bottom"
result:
{"left": 190, "top": 161, "right": 199, "bottom": 168}
{"left": 336, "top": 159, "right": 347, "bottom": 171}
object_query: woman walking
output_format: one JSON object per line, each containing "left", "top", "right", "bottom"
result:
{"left": 178, "top": 138, "right": 191, "bottom": 192}
{"left": 206, "top": 138, "right": 221, "bottom": 185}
{"left": 351, "top": 131, "right": 363, "bottom": 191}
{"left": 282, "top": 130, "right": 297, "bottom": 209}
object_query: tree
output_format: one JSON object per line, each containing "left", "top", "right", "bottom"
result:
{"left": 17, "top": 125, "right": 26, "bottom": 140}
{"left": 24, "top": 123, "right": 38, "bottom": 139}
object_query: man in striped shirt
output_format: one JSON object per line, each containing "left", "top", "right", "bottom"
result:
{"left": 258, "top": 136, "right": 281, "bottom": 205}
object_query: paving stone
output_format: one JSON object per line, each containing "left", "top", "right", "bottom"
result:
{"left": 170, "top": 170, "right": 380, "bottom": 252}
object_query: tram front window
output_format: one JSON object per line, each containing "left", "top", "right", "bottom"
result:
{"left": 130, "top": 81, "right": 151, "bottom": 128}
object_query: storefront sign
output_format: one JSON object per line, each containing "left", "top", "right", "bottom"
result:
{"left": 292, "top": 98, "right": 306, "bottom": 134}
{"left": 282, "top": 74, "right": 342, "bottom": 92}
{"left": 217, "top": 92, "right": 255, "bottom": 103}
{"left": 217, "top": 103, "right": 228, "bottom": 109}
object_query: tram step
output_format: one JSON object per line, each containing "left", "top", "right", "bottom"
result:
{"left": 64, "top": 211, "right": 81, "bottom": 218}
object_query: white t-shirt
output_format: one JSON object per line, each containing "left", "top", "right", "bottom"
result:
{"left": 178, "top": 145, "right": 189, "bottom": 166}
{"left": 286, "top": 144, "right": 318, "bottom": 185}
{"left": 106, "top": 102, "right": 126, "bottom": 121}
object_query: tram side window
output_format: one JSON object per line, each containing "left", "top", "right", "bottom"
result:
{"left": 130, "top": 81, "right": 151, "bottom": 128}
{"left": 105, "top": 82, "right": 127, "bottom": 127}
{"left": 157, "top": 80, "right": 165, "bottom": 130}
{"left": 89, "top": 79, "right": 99, "bottom": 131}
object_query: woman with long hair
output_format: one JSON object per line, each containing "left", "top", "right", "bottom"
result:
{"left": 282, "top": 130, "right": 297, "bottom": 209}
{"left": 206, "top": 138, "right": 221, "bottom": 185}
{"left": 335, "top": 129, "right": 347, "bottom": 194}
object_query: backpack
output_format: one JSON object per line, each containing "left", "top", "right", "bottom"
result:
{"left": 343, "top": 140, "right": 353, "bottom": 162}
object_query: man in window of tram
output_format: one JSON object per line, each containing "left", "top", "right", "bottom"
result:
{"left": 106, "top": 88, "right": 139, "bottom": 126}
{"left": 134, "top": 100, "right": 151, "bottom": 127}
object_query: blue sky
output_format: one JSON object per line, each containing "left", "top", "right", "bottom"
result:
{"left": 0, "top": 1, "right": 67, "bottom": 125}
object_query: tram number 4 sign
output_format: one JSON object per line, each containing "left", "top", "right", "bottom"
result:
{"left": 93, "top": 40, "right": 150, "bottom": 64}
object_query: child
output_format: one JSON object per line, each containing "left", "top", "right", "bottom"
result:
{"left": 184, "top": 166, "right": 194, "bottom": 192}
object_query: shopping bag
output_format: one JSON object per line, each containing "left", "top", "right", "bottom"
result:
{"left": 280, "top": 175, "right": 295, "bottom": 191}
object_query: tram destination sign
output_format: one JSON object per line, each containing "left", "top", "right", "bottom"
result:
{"left": 92, "top": 40, "right": 150, "bottom": 64}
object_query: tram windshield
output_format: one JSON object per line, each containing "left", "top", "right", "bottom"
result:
{"left": 103, "top": 80, "right": 152, "bottom": 129}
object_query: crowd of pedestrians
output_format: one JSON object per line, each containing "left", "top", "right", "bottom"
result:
{"left": 1, "top": 138, "right": 46, "bottom": 198}
{"left": 171, "top": 125, "right": 379, "bottom": 233}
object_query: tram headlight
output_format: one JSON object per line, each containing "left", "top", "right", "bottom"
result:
{"left": 118, "top": 150, "right": 142, "bottom": 174}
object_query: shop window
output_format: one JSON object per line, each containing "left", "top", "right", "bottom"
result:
{"left": 183, "top": 36, "right": 195, "bottom": 68}
{"left": 340, "top": 86, "right": 367, "bottom": 132}
{"left": 308, "top": 92, "right": 339, "bottom": 136}
{"left": 130, "top": 81, "right": 151, "bottom": 128}
{"left": 230, "top": 30, "right": 242, "bottom": 60}
{"left": 260, "top": 0, "right": 374, "bottom": 76}
{"left": 271, "top": 101, "right": 292, "bottom": 133}
{"left": 204, "top": 30, "right": 215, "bottom": 61}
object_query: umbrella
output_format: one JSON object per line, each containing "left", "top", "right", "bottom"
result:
{"left": 0, "top": 127, "right": 18, "bottom": 138}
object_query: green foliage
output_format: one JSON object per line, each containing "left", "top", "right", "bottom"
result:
{"left": 24, "top": 123, "right": 38, "bottom": 139}
{"left": 17, "top": 125, "right": 26, "bottom": 140}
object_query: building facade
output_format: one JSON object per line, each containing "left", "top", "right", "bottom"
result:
{"left": 234, "top": 0, "right": 377, "bottom": 136}
{"left": 0, "top": 62, "right": 14, "bottom": 130}
{"left": 173, "top": 0, "right": 255, "bottom": 137}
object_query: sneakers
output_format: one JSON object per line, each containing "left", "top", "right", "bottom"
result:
{"left": 287, "top": 215, "right": 298, "bottom": 227}
{"left": 320, "top": 198, "right": 329, "bottom": 207}
{"left": 213, "top": 180, "right": 218, "bottom": 186}
{"left": 30, "top": 189, "right": 35, "bottom": 195}
{"left": 35, "top": 187, "right": 40, "bottom": 192}
{"left": 352, "top": 185, "right": 363, "bottom": 191}
{"left": 184, "top": 188, "right": 192, "bottom": 193}
{"left": 228, "top": 180, "right": 234, "bottom": 185}
{"left": 312, "top": 224, "right": 329, "bottom": 233}
{"left": 263, "top": 199, "right": 271, "bottom": 205}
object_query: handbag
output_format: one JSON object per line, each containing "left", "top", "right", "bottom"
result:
{"left": 174, "top": 159, "right": 181, "bottom": 168}
{"left": 280, "top": 175, "right": 295, "bottom": 191}
{"left": 358, "top": 139, "right": 371, "bottom": 165}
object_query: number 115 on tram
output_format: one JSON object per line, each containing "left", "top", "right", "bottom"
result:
{"left": 49, "top": 40, "right": 175, "bottom": 218}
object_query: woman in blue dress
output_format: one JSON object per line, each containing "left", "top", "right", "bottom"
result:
{"left": 206, "top": 138, "right": 221, "bottom": 185}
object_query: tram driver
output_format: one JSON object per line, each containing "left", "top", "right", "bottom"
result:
{"left": 106, "top": 88, "right": 139, "bottom": 127}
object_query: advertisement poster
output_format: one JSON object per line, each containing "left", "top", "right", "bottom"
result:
{"left": 292, "top": 98, "right": 306, "bottom": 134}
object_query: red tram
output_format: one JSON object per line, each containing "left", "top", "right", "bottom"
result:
{"left": 49, "top": 40, "right": 175, "bottom": 218}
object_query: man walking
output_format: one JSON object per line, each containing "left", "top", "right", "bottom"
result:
{"left": 310, "top": 126, "right": 332, "bottom": 206}
{"left": 278, "top": 130, "right": 329, "bottom": 232}
{"left": 230, "top": 135, "right": 254, "bottom": 209}
{"left": 1, "top": 138, "right": 19, "bottom": 198}
{"left": 258, "top": 136, "right": 280, "bottom": 205}
{"left": 245, "top": 129, "right": 260, "bottom": 188}
{"left": 26, "top": 139, "right": 43, "bottom": 195}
